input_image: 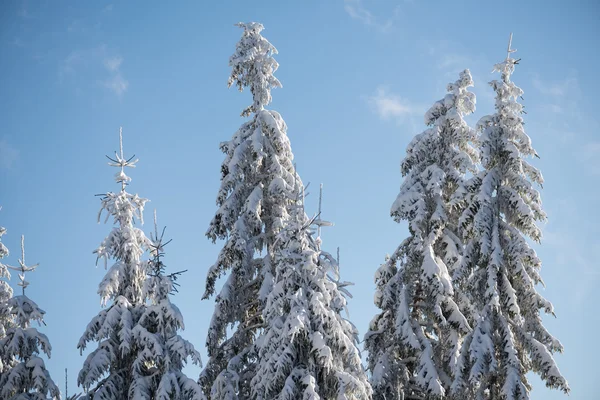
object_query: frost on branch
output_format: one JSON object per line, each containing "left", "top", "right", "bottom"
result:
{"left": 201, "top": 23, "right": 299, "bottom": 399}
{"left": 450, "top": 40, "right": 569, "bottom": 399}
{"left": 365, "top": 70, "right": 477, "bottom": 399}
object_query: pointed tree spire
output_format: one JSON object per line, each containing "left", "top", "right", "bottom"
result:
{"left": 106, "top": 126, "right": 139, "bottom": 191}
{"left": 313, "top": 183, "right": 334, "bottom": 244}
{"left": 506, "top": 32, "right": 517, "bottom": 61}
{"left": 228, "top": 22, "right": 282, "bottom": 117}
{"left": 7, "top": 235, "right": 39, "bottom": 296}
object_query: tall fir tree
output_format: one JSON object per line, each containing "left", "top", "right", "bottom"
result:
{"left": 201, "top": 22, "right": 299, "bottom": 399}
{"left": 251, "top": 185, "right": 372, "bottom": 399}
{"left": 0, "top": 235, "right": 61, "bottom": 400}
{"left": 77, "top": 128, "right": 152, "bottom": 399}
{"left": 131, "top": 211, "right": 204, "bottom": 399}
{"left": 364, "top": 70, "right": 478, "bottom": 399}
{"left": 449, "top": 36, "right": 569, "bottom": 399}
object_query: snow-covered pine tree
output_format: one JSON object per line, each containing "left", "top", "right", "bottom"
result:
{"left": 251, "top": 182, "right": 371, "bottom": 399}
{"left": 201, "top": 22, "right": 299, "bottom": 399}
{"left": 130, "top": 211, "right": 205, "bottom": 399}
{"left": 450, "top": 36, "right": 569, "bottom": 399}
{"left": 77, "top": 128, "right": 152, "bottom": 399}
{"left": 0, "top": 216, "right": 13, "bottom": 341}
{"left": 364, "top": 70, "right": 478, "bottom": 399}
{"left": 0, "top": 235, "right": 61, "bottom": 400}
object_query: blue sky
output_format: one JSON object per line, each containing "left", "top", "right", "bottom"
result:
{"left": 0, "top": 0, "right": 598, "bottom": 398}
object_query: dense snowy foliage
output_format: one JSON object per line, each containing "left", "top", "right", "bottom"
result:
{"left": 0, "top": 24, "right": 573, "bottom": 400}
{"left": 449, "top": 51, "right": 569, "bottom": 399}
{"left": 251, "top": 187, "right": 372, "bottom": 399}
{"left": 0, "top": 236, "right": 60, "bottom": 400}
{"left": 365, "top": 70, "right": 478, "bottom": 399}
{"left": 201, "top": 22, "right": 300, "bottom": 399}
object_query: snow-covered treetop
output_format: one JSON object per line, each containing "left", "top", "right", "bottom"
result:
{"left": 0, "top": 219, "right": 8, "bottom": 261}
{"left": 229, "top": 22, "right": 282, "bottom": 117}
{"left": 94, "top": 127, "right": 149, "bottom": 306}
{"left": 107, "top": 126, "right": 139, "bottom": 190}
{"left": 7, "top": 236, "right": 39, "bottom": 298}
{"left": 311, "top": 184, "right": 334, "bottom": 248}
{"left": 0, "top": 219, "right": 9, "bottom": 281}
{"left": 467, "top": 50, "right": 545, "bottom": 244}
{"left": 4, "top": 236, "right": 45, "bottom": 329}
{"left": 424, "top": 69, "right": 476, "bottom": 127}
{"left": 402, "top": 69, "right": 478, "bottom": 190}
{"left": 145, "top": 210, "right": 180, "bottom": 304}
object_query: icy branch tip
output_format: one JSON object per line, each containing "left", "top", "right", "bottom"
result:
{"left": 235, "top": 22, "right": 264, "bottom": 33}
{"left": 506, "top": 32, "right": 517, "bottom": 61}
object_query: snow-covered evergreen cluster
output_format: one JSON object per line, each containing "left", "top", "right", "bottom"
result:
{"left": 200, "top": 22, "right": 372, "bottom": 400}
{"left": 0, "top": 25, "right": 569, "bottom": 400}
{"left": 366, "top": 37, "right": 568, "bottom": 400}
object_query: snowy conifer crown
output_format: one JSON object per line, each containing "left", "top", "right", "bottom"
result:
{"left": 229, "top": 22, "right": 282, "bottom": 117}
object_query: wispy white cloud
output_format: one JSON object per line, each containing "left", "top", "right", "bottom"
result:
{"left": 103, "top": 73, "right": 128, "bottom": 97}
{"left": 368, "top": 86, "right": 422, "bottom": 125}
{"left": 103, "top": 56, "right": 123, "bottom": 72}
{"left": 59, "top": 45, "right": 128, "bottom": 97}
{"left": 421, "top": 39, "right": 495, "bottom": 107}
{"left": 532, "top": 75, "right": 579, "bottom": 97}
{"left": 102, "top": 55, "right": 128, "bottom": 97}
{"left": 103, "top": 4, "right": 113, "bottom": 12}
{"left": 59, "top": 47, "right": 98, "bottom": 81}
{"left": 343, "top": 0, "right": 397, "bottom": 33}
{"left": 0, "top": 139, "right": 18, "bottom": 169}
